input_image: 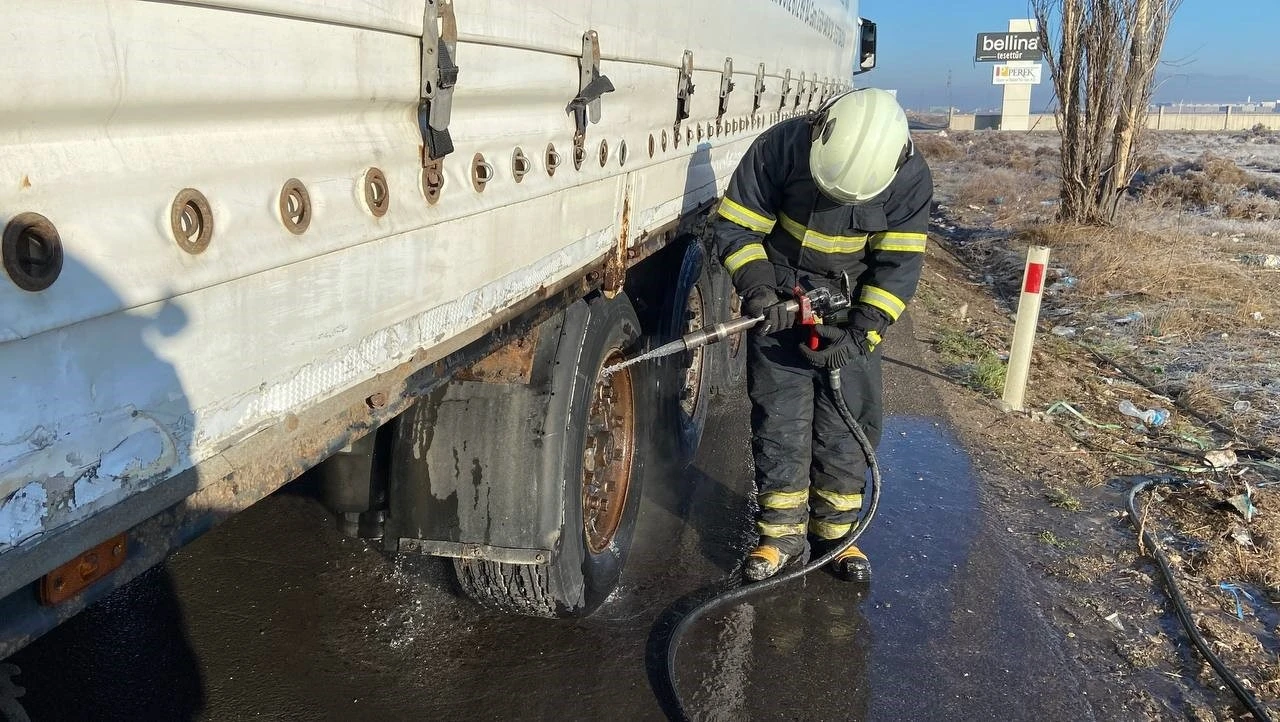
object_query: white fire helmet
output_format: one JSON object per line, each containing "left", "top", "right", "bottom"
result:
{"left": 808, "top": 88, "right": 913, "bottom": 204}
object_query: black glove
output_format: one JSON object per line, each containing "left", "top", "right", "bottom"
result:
{"left": 798, "top": 324, "right": 860, "bottom": 369}
{"left": 848, "top": 305, "right": 890, "bottom": 354}
{"left": 742, "top": 288, "right": 793, "bottom": 336}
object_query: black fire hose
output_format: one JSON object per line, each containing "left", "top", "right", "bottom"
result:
{"left": 659, "top": 368, "right": 881, "bottom": 721}
{"left": 1127, "top": 478, "right": 1274, "bottom": 722}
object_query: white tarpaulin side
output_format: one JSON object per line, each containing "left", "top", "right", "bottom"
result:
{"left": 0, "top": 0, "right": 860, "bottom": 554}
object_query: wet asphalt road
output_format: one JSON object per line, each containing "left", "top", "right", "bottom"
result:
{"left": 6, "top": 319, "right": 1116, "bottom": 721}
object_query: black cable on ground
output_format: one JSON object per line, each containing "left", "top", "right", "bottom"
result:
{"left": 654, "top": 369, "right": 880, "bottom": 722}
{"left": 1126, "top": 477, "right": 1274, "bottom": 722}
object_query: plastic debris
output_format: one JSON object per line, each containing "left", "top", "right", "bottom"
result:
{"left": 1226, "top": 491, "right": 1258, "bottom": 522}
{"left": 1229, "top": 525, "right": 1254, "bottom": 548}
{"left": 1113, "top": 311, "right": 1145, "bottom": 325}
{"left": 1051, "top": 326, "right": 1077, "bottom": 338}
{"left": 1204, "top": 449, "right": 1239, "bottom": 470}
{"left": 1046, "top": 401, "right": 1121, "bottom": 430}
{"left": 1233, "top": 400, "right": 1252, "bottom": 413}
{"left": 1046, "top": 282, "right": 1077, "bottom": 295}
{"left": 1251, "top": 311, "right": 1266, "bottom": 322}
{"left": 1239, "top": 253, "right": 1280, "bottom": 269}
{"left": 1103, "top": 612, "right": 1125, "bottom": 632}
{"left": 1217, "top": 582, "right": 1253, "bottom": 621}
{"left": 1118, "top": 399, "right": 1170, "bottom": 427}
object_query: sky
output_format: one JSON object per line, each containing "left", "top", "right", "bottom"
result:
{"left": 862, "top": 1, "right": 1280, "bottom": 111}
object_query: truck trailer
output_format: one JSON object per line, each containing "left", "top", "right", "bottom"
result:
{"left": 0, "top": 0, "right": 875, "bottom": 655}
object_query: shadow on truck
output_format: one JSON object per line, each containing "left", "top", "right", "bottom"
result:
{"left": 1, "top": 255, "right": 207, "bottom": 721}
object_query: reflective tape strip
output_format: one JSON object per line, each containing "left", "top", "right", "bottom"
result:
{"left": 760, "top": 489, "right": 809, "bottom": 510}
{"left": 778, "top": 213, "right": 867, "bottom": 254}
{"left": 747, "top": 545, "right": 783, "bottom": 566}
{"left": 808, "top": 519, "right": 853, "bottom": 539}
{"left": 866, "top": 329, "right": 882, "bottom": 351}
{"left": 835, "top": 545, "right": 868, "bottom": 563}
{"left": 859, "top": 285, "right": 907, "bottom": 321}
{"left": 757, "top": 521, "right": 807, "bottom": 538}
{"left": 717, "top": 197, "right": 776, "bottom": 233}
{"left": 870, "top": 231, "right": 928, "bottom": 253}
{"left": 812, "top": 488, "right": 864, "bottom": 512}
{"left": 777, "top": 213, "right": 808, "bottom": 241}
{"left": 724, "top": 243, "right": 768, "bottom": 274}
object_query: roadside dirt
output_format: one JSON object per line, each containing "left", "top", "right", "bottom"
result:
{"left": 909, "top": 126, "right": 1280, "bottom": 720}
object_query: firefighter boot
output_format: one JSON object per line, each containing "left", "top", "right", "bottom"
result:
{"left": 744, "top": 539, "right": 807, "bottom": 582}
{"left": 831, "top": 544, "right": 871, "bottom": 583}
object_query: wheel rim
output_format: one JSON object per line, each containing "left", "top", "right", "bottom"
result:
{"left": 679, "top": 285, "right": 707, "bottom": 418}
{"left": 582, "top": 350, "right": 637, "bottom": 554}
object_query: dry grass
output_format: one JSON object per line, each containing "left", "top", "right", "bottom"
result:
{"left": 1185, "top": 488, "right": 1280, "bottom": 591}
{"left": 954, "top": 169, "right": 1026, "bottom": 207}
{"left": 1018, "top": 218, "right": 1278, "bottom": 335}
{"left": 1223, "top": 194, "right": 1280, "bottom": 221}
{"left": 1141, "top": 153, "right": 1280, "bottom": 220}
{"left": 911, "top": 132, "right": 964, "bottom": 162}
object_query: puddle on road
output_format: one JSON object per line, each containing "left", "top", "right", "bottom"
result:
{"left": 669, "top": 415, "right": 982, "bottom": 722}
{"left": 8, "top": 409, "right": 1087, "bottom": 722}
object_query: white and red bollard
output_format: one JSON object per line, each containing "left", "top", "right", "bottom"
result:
{"left": 1002, "top": 245, "right": 1051, "bottom": 411}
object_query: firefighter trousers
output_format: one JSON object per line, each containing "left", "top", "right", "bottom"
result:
{"left": 746, "top": 326, "right": 884, "bottom": 556}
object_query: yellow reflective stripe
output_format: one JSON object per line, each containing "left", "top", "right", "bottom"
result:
{"left": 777, "top": 213, "right": 808, "bottom": 240}
{"left": 747, "top": 545, "right": 783, "bottom": 566}
{"left": 834, "top": 544, "right": 868, "bottom": 563}
{"left": 778, "top": 213, "right": 867, "bottom": 254}
{"left": 760, "top": 489, "right": 809, "bottom": 510}
{"left": 870, "top": 231, "right": 927, "bottom": 253}
{"left": 808, "top": 519, "right": 853, "bottom": 539}
{"left": 724, "top": 243, "right": 768, "bottom": 274}
{"left": 757, "top": 521, "right": 807, "bottom": 538}
{"left": 802, "top": 232, "right": 868, "bottom": 254}
{"left": 859, "top": 285, "right": 907, "bottom": 321}
{"left": 866, "top": 329, "right": 882, "bottom": 351}
{"left": 812, "top": 488, "right": 864, "bottom": 512}
{"left": 717, "top": 197, "right": 776, "bottom": 233}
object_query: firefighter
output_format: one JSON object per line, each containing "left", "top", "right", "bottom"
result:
{"left": 710, "top": 87, "right": 932, "bottom": 582}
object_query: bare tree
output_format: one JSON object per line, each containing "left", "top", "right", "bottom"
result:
{"left": 1032, "top": 0, "right": 1181, "bottom": 224}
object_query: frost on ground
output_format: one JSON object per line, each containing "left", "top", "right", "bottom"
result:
{"left": 910, "top": 123, "right": 1280, "bottom": 718}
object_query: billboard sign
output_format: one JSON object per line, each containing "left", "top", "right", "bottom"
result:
{"left": 975, "top": 32, "right": 1043, "bottom": 62}
{"left": 992, "top": 64, "right": 1042, "bottom": 85}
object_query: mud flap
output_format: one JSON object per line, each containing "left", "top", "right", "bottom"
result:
{"left": 385, "top": 308, "right": 572, "bottom": 558}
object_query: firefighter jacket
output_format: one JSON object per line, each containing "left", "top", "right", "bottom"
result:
{"left": 711, "top": 116, "right": 932, "bottom": 327}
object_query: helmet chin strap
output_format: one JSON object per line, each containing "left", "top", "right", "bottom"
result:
{"left": 896, "top": 138, "right": 915, "bottom": 170}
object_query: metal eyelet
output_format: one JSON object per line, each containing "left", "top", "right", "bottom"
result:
{"left": 3, "top": 212, "right": 63, "bottom": 292}
{"left": 171, "top": 188, "right": 213, "bottom": 253}
{"left": 362, "top": 168, "right": 389, "bottom": 217}
{"left": 279, "top": 179, "right": 311, "bottom": 234}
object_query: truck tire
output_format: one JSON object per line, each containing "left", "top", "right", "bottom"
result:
{"left": 660, "top": 239, "right": 718, "bottom": 462}
{"left": 707, "top": 259, "right": 747, "bottom": 390}
{"left": 453, "top": 292, "right": 652, "bottom": 617}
